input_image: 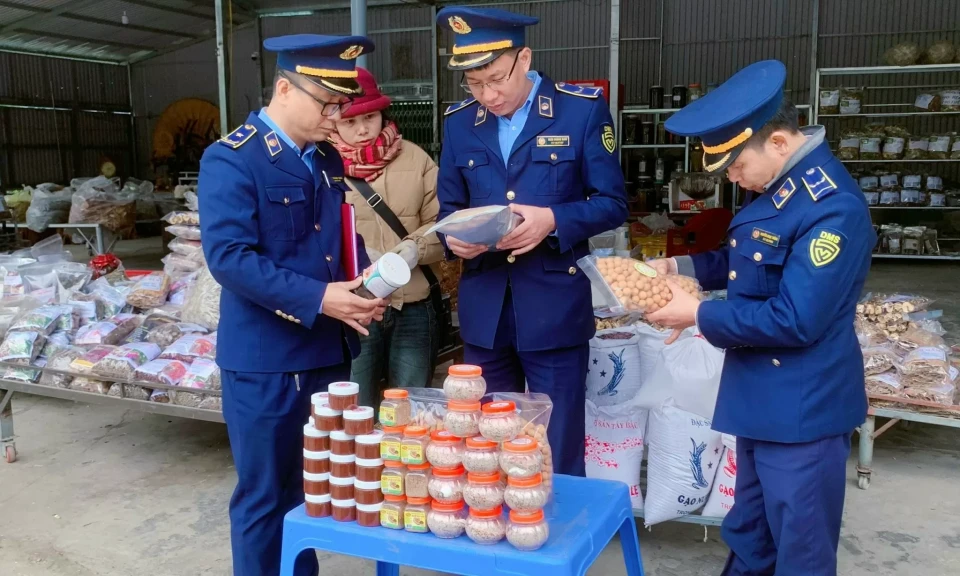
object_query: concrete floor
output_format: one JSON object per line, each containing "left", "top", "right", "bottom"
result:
{"left": 0, "top": 246, "right": 958, "bottom": 576}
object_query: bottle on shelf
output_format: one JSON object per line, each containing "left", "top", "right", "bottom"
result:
{"left": 687, "top": 83, "right": 703, "bottom": 103}
{"left": 654, "top": 157, "right": 666, "bottom": 185}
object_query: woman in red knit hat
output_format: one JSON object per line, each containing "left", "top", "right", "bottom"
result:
{"left": 330, "top": 67, "right": 442, "bottom": 407}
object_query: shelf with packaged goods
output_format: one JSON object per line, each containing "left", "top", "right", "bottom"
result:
{"left": 818, "top": 64, "right": 960, "bottom": 77}
{"left": 872, "top": 254, "right": 960, "bottom": 261}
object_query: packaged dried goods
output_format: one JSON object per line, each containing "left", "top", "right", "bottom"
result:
{"left": 327, "top": 381, "right": 359, "bottom": 410}
{"left": 878, "top": 190, "right": 900, "bottom": 206}
{"left": 107, "top": 384, "right": 150, "bottom": 401}
{"left": 53, "top": 262, "right": 91, "bottom": 303}
{"left": 180, "top": 358, "right": 221, "bottom": 390}
{"left": 134, "top": 358, "right": 188, "bottom": 386}
{"left": 198, "top": 396, "right": 221, "bottom": 411}
{"left": 951, "top": 139, "right": 960, "bottom": 160}
{"left": 3, "top": 365, "right": 42, "bottom": 382}
{"left": 304, "top": 448, "right": 331, "bottom": 475}
{"left": 923, "top": 40, "right": 956, "bottom": 64}
{"left": 0, "top": 257, "right": 35, "bottom": 297}
{"left": 343, "top": 406, "right": 374, "bottom": 435}
{"left": 579, "top": 256, "right": 702, "bottom": 316}
{"left": 882, "top": 136, "right": 905, "bottom": 160}
{"left": 479, "top": 400, "right": 522, "bottom": 442}
{"left": 877, "top": 172, "right": 899, "bottom": 189}
{"left": 901, "top": 347, "right": 949, "bottom": 380}
{"left": 466, "top": 505, "right": 506, "bottom": 545}
{"left": 862, "top": 346, "right": 901, "bottom": 376}
{"left": 38, "top": 330, "right": 72, "bottom": 360}
{"left": 444, "top": 400, "right": 481, "bottom": 437}
{"left": 428, "top": 465, "right": 465, "bottom": 504}
{"left": 381, "top": 461, "right": 405, "bottom": 496}
{"left": 168, "top": 237, "right": 204, "bottom": 262}
{"left": 332, "top": 498, "right": 356, "bottom": 522}
{"left": 901, "top": 226, "right": 924, "bottom": 254}
{"left": 355, "top": 430, "right": 383, "bottom": 460}
{"left": 504, "top": 473, "right": 550, "bottom": 514}
{"left": 923, "top": 229, "right": 941, "bottom": 256}
{"left": 68, "top": 178, "right": 136, "bottom": 236}
{"left": 506, "top": 510, "right": 549, "bottom": 551}
{"left": 462, "top": 436, "right": 500, "bottom": 474}
{"left": 904, "top": 136, "right": 929, "bottom": 159}
{"left": 427, "top": 499, "right": 467, "bottom": 539}
{"left": 380, "top": 426, "right": 404, "bottom": 461}
{"left": 926, "top": 175, "right": 943, "bottom": 191}
{"left": 19, "top": 262, "right": 60, "bottom": 294}
{"left": 443, "top": 364, "right": 487, "bottom": 401}
{"left": 941, "top": 90, "right": 960, "bottom": 112}
{"left": 305, "top": 494, "right": 331, "bottom": 518}
{"left": 9, "top": 304, "right": 63, "bottom": 335}
{"left": 92, "top": 342, "right": 161, "bottom": 380}
{"left": 69, "top": 345, "right": 114, "bottom": 374}
{"left": 159, "top": 333, "right": 215, "bottom": 363}
{"left": 900, "top": 189, "right": 922, "bottom": 207}
{"left": 837, "top": 133, "right": 860, "bottom": 160}
{"left": 0, "top": 331, "right": 45, "bottom": 364}
{"left": 123, "top": 312, "right": 174, "bottom": 344}
{"left": 165, "top": 225, "right": 201, "bottom": 241}
{"left": 68, "top": 295, "right": 103, "bottom": 327}
{"left": 425, "top": 205, "right": 521, "bottom": 249}
{"left": 404, "top": 497, "right": 430, "bottom": 533}
{"left": 162, "top": 211, "right": 200, "bottom": 226}
{"left": 928, "top": 135, "right": 951, "bottom": 159}
{"left": 379, "top": 389, "right": 411, "bottom": 427}
{"left": 407, "top": 388, "right": 449, "bottom": 432}
{"left": 71, "top": 377, "right": 112, "bottom": 394}
{"left": 839, "top": 87, "right": 863, "bottom": 115}
{"left": 401, "top": 426, "right": 428, "bottom": 465}
{"left": 161, "top": 254, "right": 202, "bottom": 280}
{"left": 818, "top": 89, "right": 840, "bottom": 115}
{"left": 902, "top": 174, "right": 922, "bottom": 190}
{"left": 380, "top": 495, "right": 405, "bottom": 529}
{"left": 859, "top": 136, "right": 882, "bottom": 160}
{"left": 463, "top": 471, "right": 503, "bottom": 510}
{"left": 180, "top": 266, "right": 221, "bottom": 330}
{"left": 356, "top": 457, "right": 383, "bottom": 483}
{"left": 859, "top": 175, "right": 879, "bottom": 191}
{"left": 357, "top": 502, "right": 382, "bottom": 527}
{"left": 303, "top": 471, "right": 329, "bottom": 495}
{"left": 426, "top": 430, "right": 464, "bottom": 469}
{"left": 150, "top": 388, "right": 172, "bottom": 403}
{"left": 329, "top": 475, "right": 355, "bottom": 501}
{"left": 38, "top": 346, "right": 83, "bottom": 387}
{"left": 500, "top": 437, "right": 543, "bottom": 478}
{"left": 330, "top": 453, "right": 356, "bottom": 478}
{"left": 304, "top": 423, "right": 330, "bottom": 453}
{"left": 126, "top": 272, "right": 171, "bottom": 309}
{"left": 884, "top": 42, "right": 920, "bottom": 66}
{"left": 330, "top": 430, "right": 355, "bottom": 456}
{"left": 405, "top": 462, "right": 431, "bottom": 499}
{"left": 75, "top": 313, "right": 140, "bottom": 345}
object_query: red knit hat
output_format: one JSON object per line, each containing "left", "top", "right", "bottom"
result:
{"left": 340, "top": 67, "right": 391, "bottom": 119}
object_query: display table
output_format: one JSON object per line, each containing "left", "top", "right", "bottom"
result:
{"left": 279, "top": 475, "right": 644, "bottom": 576}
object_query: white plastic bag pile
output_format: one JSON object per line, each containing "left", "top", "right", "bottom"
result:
{"left": 633, "top": 334, "right": 724, "bottom": 420}
{"left": 585, "top": 400, "right": 648, "bottom": 509}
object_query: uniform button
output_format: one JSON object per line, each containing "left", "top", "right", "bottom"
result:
{"left": 468, "top": 159, "right": 474, "bottom": 167}
{"left": 754, "top": 252, "right": 762, "bottom": 262}
{"left": 772, "top": 359, "right": 781, "bottom": 367}
{"left": 284, "top": 197, "right": 290, "bottom": 205}
{"left": 730, "top": 239, "right": 737, "bottom": 248}
{"left": 294, "top": 318, "right": 302, "bottom": 324}
{"left": 506, "top": 255, "right": 516, "bottom": 264}
{"left": 550, "top": 153, "right": 558, "bottom": 161}
{"left": 568, "top": 266, "right": 577, "bottom": 275}
{"left": 729, "top": 270, "right": 737, "bottom": 280}
{"left": 325, "top": 255, "right": 333, "bottom": 262}
{"left": 315, "top": 223, "right": 321, "bottom": 231}
{"left": 506, "top": 190, "right": 516, "bottom": 201}
{"left": 275, "top": 310, "right": 282, "bottom": 316}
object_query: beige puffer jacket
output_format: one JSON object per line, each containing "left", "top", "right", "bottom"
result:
{"left": 343, "top": 141, "right": 443, "bottom": 309}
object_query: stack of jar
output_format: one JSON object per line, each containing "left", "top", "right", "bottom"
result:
{"left": 303, "top": 382, "right": 382, "bottom": 527}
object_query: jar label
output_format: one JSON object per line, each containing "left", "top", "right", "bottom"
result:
{"left": 381, "top": 474, "right": 403, "bottom": 496}
{"left": 379, "top": 406, "right": 396, "bottom": 426}
{"left": 401, "top": 444, "right": 424, "bottom": 465}
{"left": 404, "top": 509, "right": 427, "bottom": 531}
{"left": 381, "top": 439, "right": 401, "bottom": 460}
{"left": 380, "top": 508, "right": 401, "bottom": 529}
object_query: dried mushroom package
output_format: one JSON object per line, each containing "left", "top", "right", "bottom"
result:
{"left": 0, "top": 331, "right": 45, "bottom": 364}
{"left": 9, "top": 305, "right": 63, "bottom": 335}
{"left": 92, "top": 342, "right": 162, "bottom": 380}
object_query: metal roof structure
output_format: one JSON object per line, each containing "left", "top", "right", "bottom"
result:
{"left": 0, "top": 0, "right": 433, "bottom": 64}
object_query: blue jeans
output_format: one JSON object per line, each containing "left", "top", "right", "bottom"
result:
{"left": 350, "top": 299, "right": 437, "bottom": 408}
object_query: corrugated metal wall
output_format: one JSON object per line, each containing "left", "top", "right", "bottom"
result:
{"left": 0, "top": 50, "right": 131, "bottom": 187}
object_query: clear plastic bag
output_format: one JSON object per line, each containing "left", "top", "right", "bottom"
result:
{"left": 4, "top": 365, "right": 42, "bottom": 383}
{"left": 159, "top": 333, "right": 216, "bottom": 363}
{"left": 425, "top": 206, "right": 521, "bottom": 249}
{"left": 165, "top": 225, "right": 201, "bottom": 241}
{"left": 147, "top": 321, "right": 207, "bottom": 349}
{"left": 123, "top": 312, "right": 176, "bottom": 344}
{"left": 162, "top": 211, "right": 200, "bottom": 226}
{"left": 19, "top": 262, "right": 59, "bottom": 294}
{"left": 174, "top": 359, "right": 222, "bottom": 407}
{"left": 134, "top": 358, "right": 188, "bottom": 386}
{"left": 0, "top": 256, "right": 36, "bottom": 297}
{"left": 126, "top": 272, "right": 171, "bottom": 309}
{"left": 39, "top": 346, "right": 84, "bottom": 388}
{"left": 865, "top": 371, "right": 902, "bottom": 395}
{"left": 54, "top": 262, "right": 92, "bottom": 303}
{"left": 168, "top": 237, "right": 204, "bottom": 261}
{"left": 180, "top": 266, "right": 221, "bottom": 330}
{"left": 26, "top": 188, "right": 73, "bottom": 233}
{"left": 9, "top": 304, "right": 63, "bottom": 335}
{"left": 69, "top": 294, "right": 104, "bottom": 326}
{"left": 0, "top": 331, "right": 45, "bottom": 364}
{"left": 74, "top": 313, "right": 141, "bottom": 346}
{"left": 92, "top": 342, "right": 161, "bottom": 380}
{"left": 68, "top": 177, "right": 136, "bottom": 235}
{"left": 577, "top": 255, "right": 702, "bottom": 316}
{"left": 161, "top": 253, "right": 203, "bottom": 278}
{"left": 861, "top": 345, "right": 901, "bottom": 376}
{"left": 39, "top": 330, "right": 73, "bottom": 360}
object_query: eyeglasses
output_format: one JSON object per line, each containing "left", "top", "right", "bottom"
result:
{"left": 281, "top": 71, "right": 353, "bottom": 117}
{"left": 460, "top": 52, "right": 520, "bottom": 94}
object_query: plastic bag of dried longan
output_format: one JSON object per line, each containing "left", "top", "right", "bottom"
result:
{"left": 577, "top": 255, "right": 702, "bottom": 316}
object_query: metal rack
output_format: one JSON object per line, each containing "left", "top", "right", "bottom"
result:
{"left": 814, "top": 64, "right": 960, "bottom": 261}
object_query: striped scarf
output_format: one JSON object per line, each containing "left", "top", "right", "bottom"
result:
{"left": 329, "top": 121, "right": 403, "bottom": 182}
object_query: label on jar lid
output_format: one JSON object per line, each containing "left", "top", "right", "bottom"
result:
{"left": 381, "top": 439, "right": 401, "bottom": 460}
{"left": 401, "top": 444, "right": 425, "bottom": 465}
{"left": 328, "top": 381, "right": 360, "bottom": 396}
{"left": 381, "top": 474, "right": 404, "bottom": 495}
{"left": 404, "top": 509, "right": 427, "bottom": 531}
{"left": 381, "top": 507, "right": 401, "bottom": 528}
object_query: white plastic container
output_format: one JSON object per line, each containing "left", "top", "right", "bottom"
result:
{"left": 357, "top": 252, "right": 411, "bottom": 299}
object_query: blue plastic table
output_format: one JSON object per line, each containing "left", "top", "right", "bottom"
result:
{"left": 279, "top": 474, "right": 644, "bottom": 576}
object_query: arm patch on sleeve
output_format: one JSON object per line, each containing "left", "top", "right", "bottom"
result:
{"left": 809, "top": 228, "right": 844, "bottom": 268}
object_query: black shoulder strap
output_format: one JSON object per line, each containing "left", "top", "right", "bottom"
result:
{"left": 347, "top": 177, "right": 439, "bottom": 288}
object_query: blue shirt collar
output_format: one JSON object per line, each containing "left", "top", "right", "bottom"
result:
{"left": 511, "top": 71, "right": 541, "bottom": 118}
{"left": 257, "top": 108, "right": 314, "bottom": 159}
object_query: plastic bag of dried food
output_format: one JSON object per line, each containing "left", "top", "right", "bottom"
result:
{"left": 174, "top": 359, "right": 222, "bottom": 407}
{"left": 70, "top": 344, "right": 114, "bottom": 372}
{"left": 20, "top": 262, "right": 60, "bottom": 294}
{"left": 198, "top": 396, "right": 222, "bottom": 411}
{"left": 89, "top": 280, "right": 130, "bottom": 317}
{"left": 168, "top": 237, "right": 204, "bottom": 261}
{"left": 837, "top": 133, "right": 860, "bottom": 160}
{"left": 928, "top": 135, "right": 951, "bottom": 159}
{"left": 38, "top": 346, "right": 83, "bottom": 388}
{"left": 71, "top": 377, "right": 113, "bottom": 395}
{"left": 52, "top": 262, "right": 91, "bottom": 304}
{"left": 9, "top": 305, "right": 63, "bottom": 335}
{"left": 914, "top": 92, "right": 942, "bottom": 111}
{"left": 150, "top": 388, "right": 170, "bottom": 403}
{"left": 904, "top": 136, "right": 929, "bottom": 159}
{"left": 882, "top": 137, "right": 906, "bottom": 160}
{"left": 578, "top": 255, "right": 702, "bottom": 316}
{"left": 901, "top": 347, "right": 949, "bottom": 378}
{"left": 161, "top": 254, "right": 202, "bottom": 279}
{"left": 107, "top": 383, "right": 151, "bottom": 401}
{"left": 425, "top": 206, "right": 521, "bottom": 249}
{"left": 165, "top": 225, "right": 201, "bottom": 241}
{"left": 866, "top": 371, "right": 902, "bottom": 396}
{"left": 75, "top": 313, "right": 141, "bottom": 346}
{"left": 862, "top": 345, "right": 901, "bottom": 376}
{"left": 859, "top": 136, "right": 882, "bottom": 160}
{"left": 859, "top": 174, "right": 880, "bottom": 191}
{"left": 904, "top": 380, "right": 956, "bottom": 405}
{"left": 839, "top": 87, "right": 863, "bottom": 115}
{"left": 159, "top": 333, "right": 215, "bottom": 363}
{"left": 26, "top": 187, "right": 72, "bottom": 233}
{"left": 819, "top": 89, "right": 840, "bottom": 115}
{"left": 940, "top": 90, "right": 960, "bottom": 112}
{"left": 878, "top": 172, "right": 899, "bottom": 189}
{"left": 0, "top": 331, "right": 45, "bottom": 364}
{"left": 126, "top": 272, "right": 170, "bottom": 309}
{"left": 123, "top": 312, "right": 176, "bottom": 344}
{"left": 68, "top": 179, "right": 136, "bottom": 236}
{"left": 895, "top": 324, "right": 947, "bottom": 352}
{"left": 0, "top": 256, "right": 36, "bottom": 297}
{"left": 134, "top": 358, "right": 188, "bottom": 386}
{"left": 167, "top": 271, "right": 198, "bottom": 306}
{"left": 68, "top": 294, "right": 104, "bottom": 326}
{"left": 923, "top": 229, "right": 941, "bottom": 256}
{"left": 39, "top": 330, "right": 73, "bottom": 360}
{"left": 162, "top": 211, "right": 200, "bottom": 226}
{"left": 147, "top": 321, "right": 207, "bottom": 349}
{"left": 923, "top": 40, "right": 956, "bottom": 64}
{"left": 3, "top": 365, "right": 42, "bottom": 382}
{"left": 180, "top": 266, "right": 221, "bottom": 330}
{"left": 92, "top": 342, "right": 161, "bottom": 380}
{"left": 884, "top": 42, "right": 920, "bottom": 66}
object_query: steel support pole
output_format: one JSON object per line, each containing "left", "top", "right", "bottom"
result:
{"left": 214, "top": 0, "right": 231, "bottom": 135}
{"left": 608, "top": 0, "right": 620, "bottom": 128}
{"left": 351, "top": 0, "right": 368, "bottom": 69}
{"left": 430, "top": 4, "right": 439, "bottom": 157}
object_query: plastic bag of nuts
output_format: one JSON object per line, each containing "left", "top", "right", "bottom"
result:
{"left": 162, "top": 211, "right": 200, "bottom": 226}
{"left": 578, "top": 256, "right": 702, "bottom": 316}
{"left": 126, "top": 272, "right": 171, "bottom": 309}
{"left": 488, "top": 392, "right": 555, "bottom": 491}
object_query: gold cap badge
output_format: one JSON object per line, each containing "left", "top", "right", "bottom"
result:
{"left": 449, "top": 16, "right": 471, "bottom": 34}
{"left": 340, "top": 45, "right": 364, "bottom": 60}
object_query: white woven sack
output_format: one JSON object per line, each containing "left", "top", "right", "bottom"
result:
{"left": 585, "top": 327, "right": 642, "bottom": 406}
{"left": 701, "top": 446, "right": 737, "bottom": 519}
{"left": 585, "top": 400, "right": 648, "bottom": 509}
{"left": 643, "top": 400, "right": 723, "bottom": 526}
{"left": 633, "top": 335, "right": 724, "bottom": 420}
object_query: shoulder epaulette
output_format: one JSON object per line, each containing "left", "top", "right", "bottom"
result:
{"left": 800, "top": 166, "right": 839, "bottom": 202}
{"left": 219, "top": 123, "right": 257, "bottom": 149}
{"left": 555, "top": 82, "right": 602, "bottom": 99}
{"left": 445, "top": 97, "right": 477, "bottom": 116}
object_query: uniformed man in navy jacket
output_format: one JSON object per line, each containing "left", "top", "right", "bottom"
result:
{"left": 199, "top": 34, "right": 386, "bottom": 576}
{"left": 434, "top": 6, "right": 628, "bottom": 476}
{"left": 648, "top": 60, "right": 875, "bottom": 576}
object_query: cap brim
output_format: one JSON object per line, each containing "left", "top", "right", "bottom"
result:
{"left": 702, "top": 145, "right": 744, "bottom": 174}
{"left": 302, "top": 75, "right": 363, "bottom": 97}
{"left": 447, "top": 48, "right": 509, "bottom": 71}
